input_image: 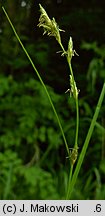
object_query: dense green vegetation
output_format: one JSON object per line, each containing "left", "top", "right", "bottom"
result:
{"left": 0, "top": 0, "right": 105, "bottom": 199}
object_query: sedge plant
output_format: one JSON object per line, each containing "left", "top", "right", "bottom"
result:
{"left": 2, "top": 4, "right": 105, "bottom": 199}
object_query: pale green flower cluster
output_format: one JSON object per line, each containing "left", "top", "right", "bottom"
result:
{"left": 70, "top": 75, "right": 78, "bottom": 99}
{"left": 38, "top": 4, "right": 64, "bottom": 44}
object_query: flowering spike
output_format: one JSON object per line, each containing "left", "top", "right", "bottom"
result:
{"left": 67, "top": 37, "right": 79, "bottom": 62}
{"left": 38, "top": 4, "right": 64, "bottom": 44}
{"left": 70, "top": 75, "right": 78, "bottom": 99}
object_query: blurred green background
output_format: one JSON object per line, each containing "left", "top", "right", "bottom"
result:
{"left": 0, "top": 0, "right": 105, "bottom": 199}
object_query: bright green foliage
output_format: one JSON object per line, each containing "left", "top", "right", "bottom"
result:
{"left": 0, "top": 150, "right": 21, "bottom": 199}
{"left": 0, "top": 75, "right": 60, "bottom": 148}
{"left": 0, "top": 75, "right": 64, "bottom": 199}
{"left": 0, "top": 71, "right": 104, "bottom": 199}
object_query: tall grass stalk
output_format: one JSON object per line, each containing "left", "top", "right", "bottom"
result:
{"left": 2, "top": 5, "right": 105, "bottom": 199}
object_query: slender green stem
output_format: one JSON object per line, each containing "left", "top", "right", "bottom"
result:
{"left": 66, "top": 164, "right": 73, "bottom": 199}
{"left": 59, "top": 41, "right": 80, "bottom": 197}
{"left": 59, "top": 43, "right": 79, "bottom": 150}
{"left": 67, "top": 60, "right": 79, "bottom": 149}
{"left": 58, "top": 44, "right": 79, "bottom": 198}
{"left": 67, "top": 82, "right": 105, "bottom": 199}
{"left": 2, "top": 6, "right": 69, "bottom": 156}
{"left": 82, "top": 118, "right": 105, "bottom": 134}
{"left": 75, "top": 98, "right": 79, "bottom": 148}
{"left": 67, "top": 60, "right": 75, "bottom": 80}
{"left": 59, "top": 41, "right": 66, "bottom": 55}
{"left": 65, "top": 61, "right": 79, "bottom": 199}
